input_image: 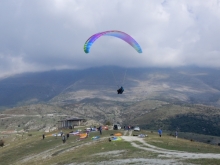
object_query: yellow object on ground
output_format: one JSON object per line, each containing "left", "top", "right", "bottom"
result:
{"left": 79, "top": 133, "right": 88, "bottom": 139}
{"left": 114, "top": 133, "right": 122, "bottom": 136}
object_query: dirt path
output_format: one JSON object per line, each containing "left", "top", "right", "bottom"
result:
{"left": 121, "top": 136, "right": 220, "bottom": 159}
{"left": 123, "top": 130, "right": 128, "bottom": 136}
{"left": 123, "top": 130, "right": 133, "bottom": 136}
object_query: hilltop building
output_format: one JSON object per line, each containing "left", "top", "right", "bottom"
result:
{"left": 58, "top": 116, "right": 86, "bottom": 129}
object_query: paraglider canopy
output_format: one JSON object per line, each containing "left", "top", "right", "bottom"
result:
{"left": 84, "top": 31, "right": 138, "bottom": 95}
{"left": 84, "top": 30, "right": 142, "bottom": 53}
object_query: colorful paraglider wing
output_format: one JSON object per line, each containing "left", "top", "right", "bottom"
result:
{"left": 84, "top": 30, "right": 142, "bottom": 53}
{"left": 91, "top": 136, "right": 100, "bottom": 140}
{"left": 79, "top": 133, "right": 88, "bottom": 139}
{"left": 111, "top": 136, "right": 122, "bottom": 141}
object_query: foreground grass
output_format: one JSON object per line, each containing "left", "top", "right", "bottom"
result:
{"left": 0, "top": 130, "right": 139, "bottom": 164}
{"left": 144, "top": 131, "right": 220, "bottom": 165}
{"left": 146, "top": 131, "right": 220, "bottom": 153}
{"left": 1, "top": 129, "right": 220, "bottom": 165}
{"left": 22, "top": 130, "right": 157, "bottom": 165}
{"left": 43, "top": 140, "right": 143, "bottom": 165}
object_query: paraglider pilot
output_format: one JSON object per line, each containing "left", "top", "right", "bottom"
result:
{"left": 117, "top": 86, "right": 124, "bottom": 94}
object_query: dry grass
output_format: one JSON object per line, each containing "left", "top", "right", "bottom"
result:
{"left": 1, "top": 129, "right": 220, "bottom": 165}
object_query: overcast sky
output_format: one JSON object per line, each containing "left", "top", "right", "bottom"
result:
{"left": 0, "top": 0, "right": 220, "bottom": 77}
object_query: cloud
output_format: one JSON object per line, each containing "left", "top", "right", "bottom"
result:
{"left": 0, "top": 0, "right": 220, "bottom": 77}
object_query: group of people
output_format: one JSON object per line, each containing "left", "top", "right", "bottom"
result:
{"left": 89, "top": 126, "right": 103, "bottom": 135}
{"left": 42, "top": 130, "right": 70, "bottom": 143}
{"left": 158, "top": 129, "right": 178, "bottom": 138}
{"left": 42, "top": 127, "right": 178, "bottom": 143}
{"left": 123, "top": 125, "right": 132, "bottom": 130}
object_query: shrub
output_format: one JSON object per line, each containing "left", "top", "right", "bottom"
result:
{"left": 105, "top": 121, "right": 112, "bottom": 125}
{"left": 28, "top": 134, "right": 32, "bottom": 136}
{"left": 0, "top": 140, "right": 4, "bottom": 147}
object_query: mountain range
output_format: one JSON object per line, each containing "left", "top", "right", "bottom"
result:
{"left": 1, "top": 66, "right": 220, "bottom": 108}
{"left": 1, "top": 66, "right": 220, "bottom": 138}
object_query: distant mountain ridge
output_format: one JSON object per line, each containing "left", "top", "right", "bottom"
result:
{"left": 1, "top": 66, "right": 220, "bottom": 108}
{"left": 2, "top": 66, "right": 220, "bottom": 138}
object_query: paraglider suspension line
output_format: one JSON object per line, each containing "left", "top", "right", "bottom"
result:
{"left": 122, "top": 69, "right": 127, "bottom": 85}
{"left": 111, "top": 70, "right": 119, "bottom": 88}
{"left": 112, "top": 69, "right": 127, "bottom": 88}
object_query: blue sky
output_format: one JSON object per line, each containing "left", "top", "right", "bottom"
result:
{"left": 1, "top": 0, "right": 220, "bottom": 77}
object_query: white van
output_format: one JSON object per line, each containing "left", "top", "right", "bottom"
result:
{"left": 113, "top": 124, "right": 121, "bottom": 130}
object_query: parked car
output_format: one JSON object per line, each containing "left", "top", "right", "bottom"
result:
{"left": 133, "top": 126, "right": 141, "bottom": 131}
{"left": 102, "top": 125, "right": 109, "bottom": 130}
{"left": 85, "top": 127, "right": 97, "bottom": 131}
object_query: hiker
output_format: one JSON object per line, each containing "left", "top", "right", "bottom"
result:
{"left": 128, "top": 125, "right": 131, "bottom": 131}
{"left": 42, "top": 134, "right": 45, "bottom": 140}
{"left": 175, "top": 131, "right": 178, "bottom": 139}
{"left": 62, "top": 134, "right": 66, "bottom": 143}
{"left": 86, "top": 131, "right": 89, "bottom": 137}
{"left": 99, "top": 126, "right": 102, "bottom": 135}
{"left": 158, "top": 129, "right": 162, "bottom": 137}
{"left": 61, "top": 130, "right": 63, "bottom": 137}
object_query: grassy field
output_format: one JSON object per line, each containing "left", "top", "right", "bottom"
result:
{"left": 1, "top": 129, "right": 220, "bottom": 165}
{"left": 146, "top": 131, "right": 220, "bottom": 153}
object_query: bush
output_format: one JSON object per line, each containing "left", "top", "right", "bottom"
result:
{"left": 28, "top": 134, "right": 32, "bottom": 136}
{"left": 105, "top": 121, "right": 111, "bottom": 125}
{"left": 0, "top": 140, "right": 4, "bottom": 147}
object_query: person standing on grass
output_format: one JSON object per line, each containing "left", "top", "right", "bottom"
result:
{"left": 99, "top": 126, "right": 102, "bottom": 135}
{"left": 85, "top": 129, "right": 89, "bottom": 137}
{"left": 158, "top": 129, "right": 162, "bottom": 137}
{"left": 42, "top": 134, "right": 45, "bottom": 140}
{"left": 61, "top": 130, "right": 63, "bottom": 137}
{"left": 62, "top": 134, "right": 66, "bottom": 143}
{"left": 175, "top": 131, "right": 178, "bottom": 139}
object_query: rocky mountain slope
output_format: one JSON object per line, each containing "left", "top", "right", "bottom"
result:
{"left": 1, "top": 66, "right": 220, "bottom": 136}
{"left": 1, "top": 66, "right": 220, "bottom": 108}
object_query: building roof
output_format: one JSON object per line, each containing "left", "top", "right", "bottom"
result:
{"left": 58, "top": 116, "right": 85, "bottom": 122}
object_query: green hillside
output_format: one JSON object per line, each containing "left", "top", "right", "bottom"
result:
{"left": 1, "top": 99, "right": 220, "bottom": 145}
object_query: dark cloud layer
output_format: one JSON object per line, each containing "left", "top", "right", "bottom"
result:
{"left": 0, "top": 0, "right": 220, "bottom": 77}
